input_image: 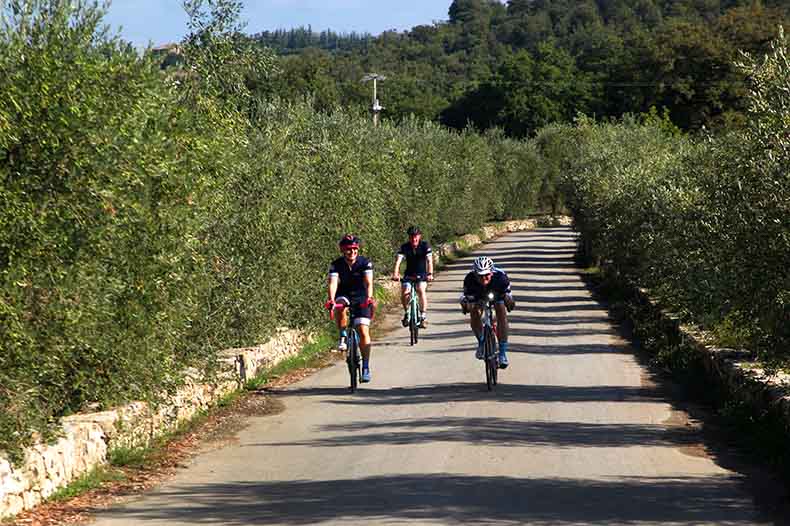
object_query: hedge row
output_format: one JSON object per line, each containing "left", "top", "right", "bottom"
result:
{"left": 539, "top": 31, "right": 789, "bottom": 368}
{"left": 0, "top": 1, "right": 554, "bottom": 460}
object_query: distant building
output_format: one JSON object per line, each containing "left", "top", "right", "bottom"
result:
{"left": 149, "top": 43, "right": 183, "bottom": 69}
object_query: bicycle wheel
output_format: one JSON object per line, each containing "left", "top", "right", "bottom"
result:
{"left": 409, "top": 300, "right": 419, "bottom": 346}
{"left": 489, "top": 327, "right": 499, "bottom": 386}
{"left": 484, "top": 326, "right": 497, "bottom": 390}
{"left": 347, "top": 330, "right": 359, "bottom": 392}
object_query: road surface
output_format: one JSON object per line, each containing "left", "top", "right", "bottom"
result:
{"left": 91, "top": 226, "right": 778, "bottom": 525}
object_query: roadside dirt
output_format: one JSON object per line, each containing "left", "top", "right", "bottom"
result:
{"left": 6, "top": 298, "right": 406, "bottom": 526}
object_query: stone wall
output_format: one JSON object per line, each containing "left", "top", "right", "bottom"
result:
{"left": 630, "top": 286, "right": 790, "bottom": 439}
{"left": 0, "top": 328, "right": 309, "bottom": 519}
{"left": 0, "top": 216, "right": 564, "bottom": 519}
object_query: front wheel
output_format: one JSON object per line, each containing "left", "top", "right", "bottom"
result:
{"left": 409, "top": 300, "right": 420, "bottom": 346}
{"left": 347, "top": 331, "right": 360, "bottom": 392}
{"left": 483, "top": 326, "right": 498, "bottom": 390}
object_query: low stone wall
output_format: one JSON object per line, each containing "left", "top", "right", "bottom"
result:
{"left": 0, "top": 328, "right": 309, "bottom": 519}
{"left": 0, "top": 216, "right": 565, "bottom": 519}
{"left": 631, "top": 286, "right": 790, "bottom": 435}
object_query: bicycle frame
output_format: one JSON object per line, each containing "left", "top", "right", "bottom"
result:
{"left": 330, "top": 301, "right": 362, "bottom": 392}
{"left": 481, "top": 295, "right": 498, "bottom": 336}
{"left": 402, "top": 278, "right": 422, "bottom": 345}
{"left": 479, "top": 293, "right": 499, "bottom": 390}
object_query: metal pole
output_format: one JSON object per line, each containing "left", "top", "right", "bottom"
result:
{"left": 372, "top": 78, "right": 379, "bottom": 126}
{"left": 362, "top": 73, "right": 386, "bottom": 126}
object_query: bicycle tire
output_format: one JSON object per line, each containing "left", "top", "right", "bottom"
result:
{"left": 489, "top": 326, "right": 499, "bottom": 386}
{"left": 409, "top": 299, "right": 419, "bottom": 345}
{"left": 490, "top": 342, "right": 498, "bottom": 386}
{"left": 484, "top": 326, "right": 497, "bottom": 390}
{"left": 347, "top": 330, "right": 359, "bottom": 392}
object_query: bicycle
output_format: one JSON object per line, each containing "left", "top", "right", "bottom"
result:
{"left": 479, "top": 293, "right": 499, "bottom": 391}
{"left": 400, "top": 277, "right": 422, "bottom": 346}
{"left": 329, "top": 299, "right": 373, "bottom": 393}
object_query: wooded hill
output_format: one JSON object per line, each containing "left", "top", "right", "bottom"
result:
{"left": 253, "top": 0, "right": 789, "bottom": 135}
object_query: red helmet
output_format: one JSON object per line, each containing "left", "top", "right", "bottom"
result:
{"left": 338, "top": 234, "right": 360, "bottom": 249}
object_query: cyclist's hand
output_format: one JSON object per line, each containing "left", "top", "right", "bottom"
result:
{"left": 505, "top": 295, "right": 516, "bottom": 312}
{"left": 324, "top": 299, "right": 335, "bottom": 311}
{"left": 427, "top": 273, "right": 434, "bottom": 282}
{"left": 391, "top": 273, "right": 400, "bottom": 281}
{"left": 361, "top": 297, "right": 376, "bottom": 309}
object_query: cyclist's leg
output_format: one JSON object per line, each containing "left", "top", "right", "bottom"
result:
{"left": 335, "top": 297, "right": 351, "bottom": 350}
{"left": 354, "top": 303, "right": 373, "bottom": 380}
{"left": 494, "top": 301, "right": 510, "bottom": 367}
{"left": 494, "top": 302, "right": 509, "bottom": 341}
{"left": 416, "top": 281, "right": 428, "bottom": 322}
{"left": 401, "top": 281, "right": 411, "bottom": 326}
{"left": 469, "top": 305, "right": 483, "bottom": 340}
{"left": 358, "top": 322, "right": 371, "bottom": 361}
{"left": 470, "top": 304, "right": 485, "bottom": 358}
{"left": 400, "top": 280, "right": 411, "bottom": 309}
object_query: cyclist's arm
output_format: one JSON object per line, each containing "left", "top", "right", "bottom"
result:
{"left": 392, "top": 254, "right": 404, "bottom": 278}
{"left": 462, "top": 273, "right": 476, "bottom": 298}
{"left": 426, "top": 251, "right": 434, "bottom": 278}
{"left": 327, "top": 275, "right": 339, "bottom": 303}
{"left": 363, "top": 260, "right": 374, "bottom": 299}
{"left": 363, "top": 273, "right": 373, "bottom": 300}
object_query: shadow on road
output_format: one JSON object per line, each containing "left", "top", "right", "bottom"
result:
{"left": 256, "top": 415, "right": 702, "bottom": 449}
{"left": 271, "top": 381, "right": 665, "bottom": 406}
{"left": 100, "top": 474, "right": 762, "bottom": 525}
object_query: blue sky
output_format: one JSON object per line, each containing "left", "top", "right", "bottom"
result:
{"left": 103, "top": 0, "right": 459, "bottom": 48}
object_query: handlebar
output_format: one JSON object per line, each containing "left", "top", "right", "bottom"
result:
{"left": 327, "top": 302, "right": 345, "bottom": 320}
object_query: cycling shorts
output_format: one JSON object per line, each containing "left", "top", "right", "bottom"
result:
{"left": 335, "top": 296, "right": 372, "bottom": 326}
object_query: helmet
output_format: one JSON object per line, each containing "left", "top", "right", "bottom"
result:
{"left": 473, "top": 256, "right": 494, "bottom": 275}
{"left": 338, "top": 234, "right": 360, "bottom": 249}
{"left": 406, "top": 225, "right": 421, "bottom": 236}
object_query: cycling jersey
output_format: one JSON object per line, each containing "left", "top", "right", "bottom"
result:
{"left": 463, "top": 268, "right": 511, "bottom": 301}
{"left": 398, "top": 240, "right": 432, "bottom": 279}
{"left": 329, "top": 255, "right": 373, "bottom": 300}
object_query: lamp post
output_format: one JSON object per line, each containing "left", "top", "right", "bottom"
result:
{"left": 362, "top": 73, "right": 386, "bottom": 126}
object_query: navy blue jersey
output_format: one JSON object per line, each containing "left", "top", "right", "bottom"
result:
{"left": 398, "top": 240, "right": 432, "bottom": 277}
{"left": 329, "top": 256, "right": 373, "bottom": 299}
{"left": 463, "top": 268, "right": 511, "bottom": 300}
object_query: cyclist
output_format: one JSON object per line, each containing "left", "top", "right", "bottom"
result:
{"left": 326, "top": 234, "right": 376, "bottom": 382}
{"left": 460, "top": 256, "right": 515, "bottom": 368}
{"left": 391, "top": 226, "right": 434, "bottom": 328}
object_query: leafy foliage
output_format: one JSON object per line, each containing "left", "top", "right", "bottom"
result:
{"left": 553, "top": 29, "right": 789, "bottom": 367}
{"left": 241, "top": 0, "right": 790, "bottom": 135}
{"left": 0, "top": 0, "right": 553, "bottom": 462}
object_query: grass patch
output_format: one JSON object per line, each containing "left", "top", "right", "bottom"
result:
{"left": 245, "top": 332, "right": 336, "bottom": 391}
{"left": 374, "top": 283, "right": 395, "bottom": 304}
{"left": 717, "top": 399, "right": 790, "bottom": 478}
{"left": 108, "top": 445, "right": 153, "bottom": 468}
{"left": 434, "top": 247, "right": 471, "bottom": 273}
{"left": 47, "top": 466, "right": 125, "bottom": 502}
{"left": 109, "top": 408, "right": 210, "bottom": 468}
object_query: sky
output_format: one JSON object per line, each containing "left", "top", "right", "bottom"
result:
{"left": 102, "top": 0, "right": 457, "bottom": 48}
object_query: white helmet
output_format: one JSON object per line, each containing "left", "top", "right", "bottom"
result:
{"left": 473, "top": 256, "right": 494, "bottom": 275}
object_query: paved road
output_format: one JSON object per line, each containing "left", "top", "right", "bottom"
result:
{"left": 92, "top": 227, "right": 775, "bottom": 525}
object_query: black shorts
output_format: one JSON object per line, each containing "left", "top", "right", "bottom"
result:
{"left": 336, "top": 296, "right": 372, "bottom": 325}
